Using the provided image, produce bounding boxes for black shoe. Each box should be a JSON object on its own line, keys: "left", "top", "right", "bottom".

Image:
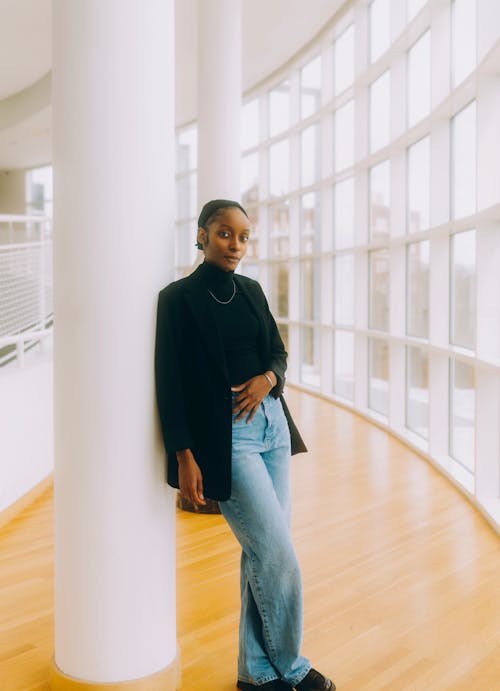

{"left": 295, "top": 668, "right": 335, "bottom": 691}
{"left": 237, "top": 680, "right": 292, "bottom": 690}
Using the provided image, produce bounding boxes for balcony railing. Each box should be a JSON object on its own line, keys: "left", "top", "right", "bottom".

{"left": 0, "top": 215, "right": 53, "bottom": 368}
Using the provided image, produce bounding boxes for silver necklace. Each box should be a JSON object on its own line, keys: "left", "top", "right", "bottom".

{"left": 207, "top": 280, "right": 237, "bottom": 304}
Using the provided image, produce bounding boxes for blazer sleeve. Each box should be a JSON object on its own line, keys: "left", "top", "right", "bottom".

{"left": 154, "top": 287, "right": 194, "bottom": 453}
{"left": 257, "top": 283, "right": 287, "bottom": 399}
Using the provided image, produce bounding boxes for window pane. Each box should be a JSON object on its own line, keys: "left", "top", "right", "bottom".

{"left": 408, "top": 30, "right": 431, "bottom": 127}
{"left": 177, "top": 127, "right": 197, "bottom": 172}
{"left": 278, "top": 323, "right": 289, "bottom": 353}
{"left": 27, "top": 165, "right": 53, "bottom": 217}
{"left": 369, "top": 249, "right": 390, "bottom": 331}
{"left": 368, "top": 338, "right": 389, "bottom": 416}
{"left": 407, "top": 136, "right": 430, "bottom": 233}
{"left": 301, "top": 326, "right": 321, "bottom": 387}
{"left": 451, "top": 230, "right": 476, "bottom": 349}
{"left": 334, "top": 100, "right": 354, "bottom": 172}
{"left": 452, "top": 101, "right": 476, "bottom": 219}
{"left": 245, "top": 207, "right": 259, "bottom": 261}
{"left": 334, "top": 25, "right": 354, "bottom": 95}
{"left": 369, "top": 160, "right": 390, "bottom": 241}
{"left": 370, "top": 0, "right": 391, "bottom": 63}
{"left": 334, "top": 177, "right": 355, "bottom": 249}
{"left": 270, "top": 263, "right": 289, "bottom": 318}
{"left": 269, "top": 81, "right": 290, "bottom": 137}
{"left": 452, "top": 0, "right": 476, "bottom": 87}
{"left": 450, "top": 359, "right": 475, "bottom": 471}
{"left": 269, "top": 139, "right": 290, "bottom": 197}
{"left": 301, "top": 192, "right": 321, "bottom": 254}
{"left": 241, "top": 99, "right": 259, "bottom": 150}
{"left": 241, "top": 153, "right": 259, "bottom": 206}
{"left": 301, "top": 124, "right": 320, "bottom": 186}
{"left": 301, "top": 55, "right": 322, "bottom": 119}
{"left": 334, "top": 331, "right": 354, "bottom": 400}
{"left": 334, "top": 254, "right": 354, "bottom": 325}
{"left": 407, "top": 241, "right": 429, "bottom": 338}
{"left": 176, "top": 172, "right": 197, "bottom": 220}
{"left": 301, "top": 258, "right": 320, "bottom": 321}
{"left": 269, "top": 200, "right": 290, "bottom": 257}
{"left": 406, "top": 346, "right": 429, "bottom": 438}
{"left": 370, "top": 71, "right": 391, "bottom": 153}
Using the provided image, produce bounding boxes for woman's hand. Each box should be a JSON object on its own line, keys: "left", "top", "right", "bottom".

{"left": 231, "top": 371, "right": 277, "bottom": 423}
{"left": 176, "top": 449, "right": 206, "bottom": 506}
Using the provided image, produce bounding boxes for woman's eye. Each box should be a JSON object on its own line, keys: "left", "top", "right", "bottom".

{"left": 241, "top": 236, "right": 249, "bottom": 243}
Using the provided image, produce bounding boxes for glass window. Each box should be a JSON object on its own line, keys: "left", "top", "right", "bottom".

{"left": 369, "top": 161, "right": 391, "bottom": 240}
{"left": 407, "top": 136, "right": 430, "bottom": 233}
{"left": 449, "top": 359, "right": 475, "bottom": 472}
{"left": 369, "top": 160, "right": 390, "bottom": 241}
{"left": 407, "top": 30, "right": 431, "bottom": 128}
{"left": 370, "top": 71, "right": 391, "bottom": 153}
{"left": 241, "top": 153, "right": 259, "bottom": 206}
{"left": 334, "top": 331, "right": 354, "bottom": 400}
{"left": 407, "top": 241, "right": 430, "bottom": 339}
{"left": 369, "top": 249, "right": 390, "bottom": 332}
{"left": 270, "top": 263, "right": 289, "bottom": 318}
{"left": 407, "top": 0, "right": 427, "bottom": 21}
{"left": 452, "top": 101, "right": 476, "bottom": 219}
{"left": 334, "top": 100, "right": 355, "bottom": 172}
{"left": 301, "top": 326, "right": 321, "bottom": 388}
{"left": 244, "top": 207, "right": 259, "bottom": 262}
{"left": 241, "top": 99, "right": 259, "bottom": 150}
{"left": 301, "top": 124, "right": 320, "bottom": 186}
{"left": 176, "top": 172, "right": 197, "bottom": 220}
{"left": 450, "top": 230, "right": 476, "bottom": 349}
{"left": 368, "top": 338, "right": 389, "bottom": 416}
{"left": 26, "top": 165, "right": 53, "bottom": 217}
{"left": 406, "top": 345, "right": 429, "bottom": 439}
{"left": 301, "top": 192, "right": 321, "bottom": 255}
{"left": 301, "top": 258, "right": 321, "bottom": 322}
{"left": 278, "top": 323, "right": 289, "bottom": 353}
{"left": 334, "top": 254, "right": 354, "bottom": 325}
{"left": 269, "top": 200, "right": 290, "bottom": 257}
{"left": 269, "top": 139, "right": 290, "bottom": 197}
{"left": 452, "top": 0, "right": 476, "bottom": 87}
{"left": 370, "top": 0, "right": 391, "bottom": 63}
{"left": 334, "top": 177, "right": 355, "bottom": 249}
{"left": 300, "top": 55, "right": 322, "bottom": 119}
{"left": 269, "top": 81, "right": 291, "bottom": 137}
{"left": 176, "top": 127, "right": 197, "bottom": 173}
{"left": 334, "top": 25, "right": 354, "bottom": 95}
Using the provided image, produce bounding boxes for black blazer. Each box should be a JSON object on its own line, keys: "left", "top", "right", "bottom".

{"left": 154, "top": 263, "right": 307, "bottom": 501}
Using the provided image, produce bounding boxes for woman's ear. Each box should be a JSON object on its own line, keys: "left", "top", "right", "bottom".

{"left": 197, "top": 227, "right": 207, "bottom": 249}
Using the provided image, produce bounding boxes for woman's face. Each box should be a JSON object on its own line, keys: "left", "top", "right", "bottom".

{"left": 197, "top": 207, "right": 250, "bottom": 272}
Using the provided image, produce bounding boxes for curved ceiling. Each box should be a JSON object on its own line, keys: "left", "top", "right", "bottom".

{"left": 0, "top": 0, "right": 345, "bottom": 169}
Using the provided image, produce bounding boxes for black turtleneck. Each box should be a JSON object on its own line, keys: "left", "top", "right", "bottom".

{"left": 199, "top": 260, "right": 265, "bottom": 386}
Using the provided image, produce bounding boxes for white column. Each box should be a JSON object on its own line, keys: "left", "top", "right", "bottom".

{"left": 197, "top": 0, "right": 242, "bottom": 206}
{"left": 51, "top": 1, "right": 178, "bottom": 688}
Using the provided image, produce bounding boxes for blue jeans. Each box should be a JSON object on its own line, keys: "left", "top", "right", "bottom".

{"left": 219, "top": 393, "right": 311, "bottom": 686}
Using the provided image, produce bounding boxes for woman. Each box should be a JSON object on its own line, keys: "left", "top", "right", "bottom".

{"left": 155, "top": 199, "right": 334, "bottom": 691}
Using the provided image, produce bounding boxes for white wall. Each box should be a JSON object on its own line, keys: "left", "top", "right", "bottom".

{"left": 0, "top": 353, "right": 53, "bottom": 513}
{"left": 0, "top": 168, "right": 26, "bottom": 214}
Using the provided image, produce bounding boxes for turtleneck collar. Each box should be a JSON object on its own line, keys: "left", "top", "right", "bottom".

{"left": 199, "top": 260, "right": 236, "bottom": 301}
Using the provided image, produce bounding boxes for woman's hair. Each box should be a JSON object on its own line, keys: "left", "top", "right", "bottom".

{"left": 196, "top": 199, "right": 248, "bottom": 250}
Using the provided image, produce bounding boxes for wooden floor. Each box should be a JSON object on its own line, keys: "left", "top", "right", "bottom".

{"left": 1, "top": 389, "right": 500, "bottom": 690}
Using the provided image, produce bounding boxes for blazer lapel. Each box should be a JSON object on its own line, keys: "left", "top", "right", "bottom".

{"left": 184, "top": 266, "right": 231, "bottom": 385}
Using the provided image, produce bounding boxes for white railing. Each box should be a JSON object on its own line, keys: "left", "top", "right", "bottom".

{"left": 0, "top": 215, "right": 53, "bottom": 368}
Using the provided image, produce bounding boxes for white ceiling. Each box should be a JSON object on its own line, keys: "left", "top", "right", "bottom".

{"left": 0, "top": 0, "right": 345, "bottom": 170}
